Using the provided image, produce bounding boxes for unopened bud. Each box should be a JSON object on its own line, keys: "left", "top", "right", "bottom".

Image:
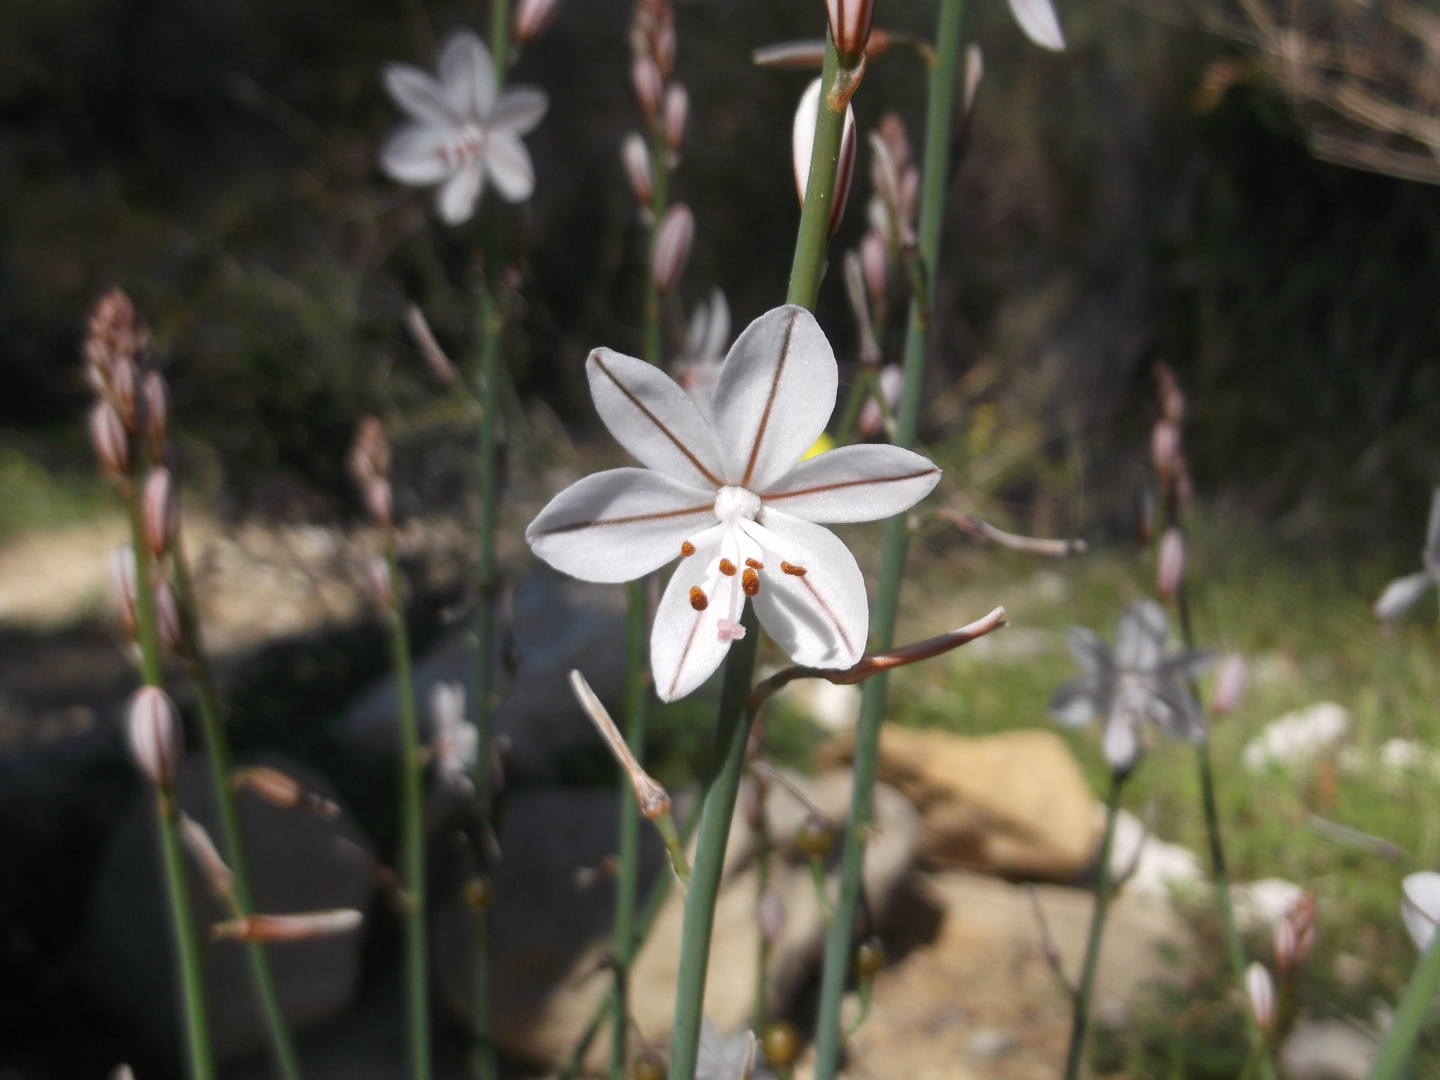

{"left": 404, "top": 305, "right": 459, "bottom": 386}
{"left": 1211, "top": 653, "right": 1247, "bottom": 716}
{"left": 752, "top": 40, "right": 828, "bottom": 68}
{"left": 365, "top": 478, "right": 393, "bottom": 527}
{"left": 1155, "top": 362, "right": 1186, "bottom": 424}
{"left": 570, "top": 669, "right": 673, "bottom": 820}
{"left": 513, "top": 0, "right": 561, "bottom": 44}
{"left": 796, "top": 813, "right": 837, "bottom": 858}
{"left": 154, "top": 578, "right": 185, "bottom": 656}
{"left": 759, "top": 885, "right": 786, "bottom": 947}
{"left": 465, "top": 875, "right": 494, "bottom": 911}
{"left": 211, "top": 909, "right": 363, "bottom": 943}
{"left": 859, "top": 365, "right": 902, "bottom": 438}
{"left": 963, "top": 44, "right": 984, "bottom": 121}
{"left": 631, "top": 1052, "right": 667, "bottom": 1080}
{"left": 1246, "top": 962, "right": 1275, "bottom": 1031}
{"left": 826, "top": 0, "right": 876, "bottom": 58}
{"left": 633, "top": 56, "right": 663, "bottom": 125}
{"left": 622, "top": 132, "right": 653, "bottom": 206}
{"left": 1156, "top": 527, "right": 1185, "bottom": 601}
{"left": 652, "top": 204, "right": 694, "bottom": 294}
{"left": 140, "top": 371, "right": 169, "bottom": 462}
{"left": 1152, "top": 420, "right": 1180, "bottom": 485}
{"left": 87, "top": 289, "right": 147, "bottom": 372}
{"left": 1276, "top": 892, "right": 1316, "bottom": 974}
{"left": 664, "top": 83, "right": 687, "bottom": 153}
{"left": 349, "top": 415, "right": 390, "bottom": 486}
{"left": 142, "top": 467, "right": 178, "bottom": 557}
{"left": 861, "top": 228, "right": 887, "bottom": 315}
{"left": 878, "top": 113, "right": 911, "bottom": 171}
{"left": 180, "top": 814, "right": 235, "bottom": 899}
{"left": 108, "top": 357, "right": 138, "bottom": 430}
{"left": 233, "top": 765, "right": 340, "bottom": 818}
{"left": 652, "top": 20, "right": 676, "bottom": 78}
{"left": 90, "top": 402, "right": 130, "bottom": 485}
{"left": 853, "top": 936, "right": 886, "bottom": 978}
{"left": 128, "top": 686, "right": 182, "bottom": 788}
{"left": 110, "top": 546, "right": 139, "bottom": 638}
{"left": 761, "top": 1021, "right": 801, "bottom": 1070}
{"left": 793, "top": 78, "right": 858, "bottom": 236}
{"left": 368, "top": 555, "right": 394, "bottom": 608}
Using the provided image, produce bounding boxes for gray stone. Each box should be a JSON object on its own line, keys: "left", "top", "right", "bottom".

{"left": 1280, "top": 1019, "right": 1377, "bottom": 1080}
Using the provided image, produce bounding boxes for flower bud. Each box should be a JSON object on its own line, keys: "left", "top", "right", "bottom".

{"left": 630, "top": 1052, "right": 667, "bottom": 1080}
{"left": 142, "top": 467, "right": 178, "bottom": 557}
{"left": 368, "top": 555, "right": 395, "bottom": 608}
{"left": 1155, "top": 362, "right": 1186, "bottom": 424}
{"left": 759, "top": 884, "right": 786, "bottom": 947}
{"left": 211, "top": 909, "right": 363, "bottom": 943}
{"left": 364, "top": 478, "right": 393, "bottom": 527}
{"left": 877, "top": 112, "right": 911, "bottom": 171}
{"left": 793, "top": 78, "right": 858, "bottom": 236}
{"left": 853, "top": 936, "right": 886, "bottom": 978}
{"left": 180, "top": 814, "right": 235, "bottom": 899}
{"left": 110, "top": 546, "right": 140, "bottom": 638}
{"left": 108, "top": 356, "right": 138, "bottom": 430}
{"left": 1152, "top": 420, "right": 1180, "bottom": 485}
{"left": 90, "top": 401, "right": 130, "bottom": 485}
{"left": 1211, "top": 653, "right": 1248, "bottom": 717}
{"left": 1156, "top": 527, "right": 1185, "bottom": 601}
{"left": 826, "top": 0, "right": 876, "bottom": 58}
{"left": 140, "top": 371, "right": 169, "bottom": 462}
{"left": 513, "top": 0, "right": 561, "bottom": 45}
{"left": 154, "top": 578, "right": 185, "bottom": 656}
{"left": 1246, "top": 962, "right": 1275, "bottom": 1031}
{"left": 349, "top": 415, "right": 390, "bottom": 485}
{"left": 752, "top": 40, "right": 828, "bottom": 68}
{"left": 859, "top": 365, "right": 903, "bottom": 438}
{"left": 632, "top": 56, "right": 663, "bottom": 125}
{"left": 622, "top": 132, "right": 653, "bottom": 206}
{"left": 652, "top": 204, "right": 694, "bottom": 294}
{"left": 861, "top": 228, "right": 887, "bottom": 314}
{"left": 233, "top": 766, "right": 340, "bottom": 818}
{"left": 87, "top": 289, "right": 147, "bottom": 370}
{"left": 796, "top": 813, "right": 836, "bottom": 858}
{"left": 128, "top": 686, "right": 182, "bottom": 788}
{"left": 664, "top": 83, "right": 687, "bottom": 153}
{"left": 652, "top": 21, "right": 676, "bottom": 78}
{"left": 404, "top": 305, "right": 459, "bottom": 386}
{"left": 1276, "top": 892, "right": 1316, "bottom": 974}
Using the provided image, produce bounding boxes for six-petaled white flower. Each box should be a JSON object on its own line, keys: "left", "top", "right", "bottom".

{"left": 430, "top": 681, "right": 479, "bottom": 793}
{"left": 381, "top": 30, "right": 549, "bottom": 225}
{"left": 525, "top": 305, "right": 941, "bottom": 702}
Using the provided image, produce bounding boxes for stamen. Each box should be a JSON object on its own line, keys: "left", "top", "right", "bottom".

{"left": 689, "top": 587, "right": 708, "bottom": 611}
{"left": 745, "top": 558, "right": 764, "bottom": 569}
{"left": 680, "top": 541, "right": 696, "bottom": 557}
{"left": 719, "top": 558, "right": 737, "bottom": 576}
{"left": 781, "top": 562, "right": 808, "bottom": 576}
{"left": 742, "top": 568, "right": 760, "bottom": 596}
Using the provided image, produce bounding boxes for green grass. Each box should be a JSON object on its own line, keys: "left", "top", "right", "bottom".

{"left": 0, "top": 448, "right": 110, "bottom": 541}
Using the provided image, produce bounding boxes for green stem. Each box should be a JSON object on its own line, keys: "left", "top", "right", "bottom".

{"left": 753, "top": 788, "right": 772, "bottom": 1033}
{"left": 1064, "top": 774, "right": 1126, "bottom": 1080}
{"left": 665, "top": 605, "right": 761, "bottom": 1080}
{"left": 172, "top": 530, "right": 301, "bottom": 1080}
{"left": 387, "top": 544, "right": 431, "bottom": 1080}
{"left": 1367, "top": 927, "right": 1440, "bottom": 1080}
{"left": 810, "top": 3, "right": 967, "bottom": 1075}
{"left": 786, "top": 35, "right": 847, "bottom": 310}
{"left": 612, "top": 579, "right": 649, "bottom": 1078}
{"left": 158, "top": 789, "right": 219, "bottom": 1080}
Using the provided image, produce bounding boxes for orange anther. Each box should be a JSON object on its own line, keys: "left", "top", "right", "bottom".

{"left": 745, "top": 558, "right": 764, "bottom": 569}
{"left": 680, "top": 541, "right": 696, "bottom": 557}
{"left": 689, "top": 587, "right": 708, "bottom": 611}
{"left": 719, "top": 559, "right": 737, "bottom": 576}
{"left": 742, "top": 568, "right": 760, "bottom": 596}
{"left": 781, "top": 562, "right": 808, "bottom": 577}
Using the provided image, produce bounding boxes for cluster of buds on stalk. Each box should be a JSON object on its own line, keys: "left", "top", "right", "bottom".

{"left": 1150, "top": 363, "right": 1193, "bottom": 526}
{"left": 349, "top": 416, "right": 394, "bottom": 529}
{"left": 867, "top": 114, "right": 919, "bottom": 260}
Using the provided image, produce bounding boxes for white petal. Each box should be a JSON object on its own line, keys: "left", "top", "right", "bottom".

{"left": 382, "top": 64, "right": 458, "bottom": 126}
{"left": 749, "top": 508, "right": 867, "bottom": 669}
{"left": 526, "top": 468, "right": 716, "bottom": 583}
{"left": 1067, "top": 626, "right": 1112, "bottom": 675}
{"left": 485, "top": 129, "right": 536, "bottom": 202}
{"left": 490, "top": 86, "right": 549, "bottom": 135}
{"left": 436, "top": 162, "right": 484, "bottom": 224}
{"left": 1103, "top": 714, "right": 1139, "bottom": 772}
{"left": 793, "top": 79, "right": 857, "bottom": 204}
{"left": 587, "top": 348, "right": 727, "bottom": 489}
{"left": 710, "top": 306, "right": 838, "bottom": 491}
{"left": 1050, "top": 675, "right": 1103, "bottom": 726}
{"left": 1006, "top": 0, "right": 1066, "bottom": 51}
{"left": 1403, "top": 872, "right": 1440, "bottom": 952}
{"left": 381, "top": 123, "right": 458, "bottom": 185}
{"left": 760, "top": 444, "right": 940, "bottom": 523}
{"left": 1376, "top": 571, "right": 1432, "bottom": 621}
{"left": 440, "top": 29, "right": 496, "bottom": 117}
{"left": 1114, "top": 599, "right": 1167, "bottom": 672}
{"left": 650, "top": 536, "right": 739, "bottom": 702}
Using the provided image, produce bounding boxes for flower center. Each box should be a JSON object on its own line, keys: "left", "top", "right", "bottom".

{"left": 438, "top": 123, "right": 487, "bottom": 168}
{"left": 713, "top": 485, "right": 761, "bottom": 523}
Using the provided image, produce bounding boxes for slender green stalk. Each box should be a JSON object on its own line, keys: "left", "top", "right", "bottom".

{"left": 171, "top": 530, "right": 302, "bottom": 1080}
{"left": 1366, "top": 927, "right": 1440, "bottom": 1080}
{"left": 612, "top": 579, "right": 650, "bottom": 1078}
{"left": 1063, "top": 774, "right": 1126, "bottom": 1080}
{"left": 386, "top": 544, "right": 431, "bottom": 1080}
{"left": 665, "top": 606, "right": 761, "bottom": 1080}
{"left": 753, "top": 785, "right": 772, "bottom": 1032}
{"left": 787, "top": 36, "right": 846, "bottom": 311}
{"left": 810, "top": 4, "right": 966, "bottom": 1075}
{"left": 127, "top": 489, "right": 215, "bottom": 1080}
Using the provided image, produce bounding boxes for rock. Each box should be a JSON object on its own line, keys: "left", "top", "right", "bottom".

{"left": 821, "top": 727, "right": 1101, "bottom": 878}
{"left": 775, "top": 679, "right": 860, "bottom": 732}
{"left": 1243, "top": 702, "right": 1350, "bottom": 772}
{"left": 1107, "top": 808, "right": 1204, "bottom": 903}
{"left": 1231, "top": 878, "right": 1305, "bottom": 932}
{"left": 1280, "top": 1018, "right": 1378, "bottom": 1080}
{"left": 81, "top": 754, "right": 375, "bottom": 1065}
{"left": 468, "top": 769, "right": 920, "bottom": 1069}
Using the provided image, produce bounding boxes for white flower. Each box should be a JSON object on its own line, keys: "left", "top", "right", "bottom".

{"left": 430, "top": 682, "right": 478, "bottom": 792}
{"left": 1402, "top": 871, "right": 1440, "bottom": 952}
{"left": 673, "top": 288, "right": 731, "bottom": 419}
{"left": 1375, "top": 487, "right": 1440, "bottom": 622}
{"left": 697, "top": 1019, "right": 774, "bottom": 1080}
{"left": 1005, "top": 0, "right": 1066, "bottom": 51}
{"left": 526, "top": 305, "right": 941, "bottom": 702}
{"left": 381, "top": 30, "right": 549, "bottom": 225}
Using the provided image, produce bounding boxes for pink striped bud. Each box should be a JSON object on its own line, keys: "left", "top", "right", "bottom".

{"left": 1156, "top": 527, "right": 1185, "bottom": 600}
{"left": 859, "top": 365, "right": 903, "bottom": 438}
{"left": 1155, "top": 363, "right": 1186, "bottom": 424}
{"left": 861, "top": 228, "right": 887, "bottom": 315}
{"left": 90, "top": 401, "right": 130, "bottom": 484}
{"left": 793, "top": 79, "right": 858, "bottom": 236}
{"left": 512, "top": 0, "right": 561, "bottom": 45}
{"left": 154, "top": 578, "right": 185, "bottom": 656}
{"left": 759, "top": 885, "right": 786, "bottom": 947}
{"left": 652, "top": 204, "right": 694, "bottom": 293}
{"left": 233, "top": 766, "right": 340, "bottom": 818}
{"left": 753, "top": 30, "right": 891, "bottom": 69}
{"left": 211, "top": 909, "right": 363, "bottom": 943}
{"left": 664, "top": 84, "right": 688, "bottom": 153}
{"left": 368, "top": 555, "right": 394, "bottom": 608}
{"left": 349, "top": 415, "right": 390, "bottom": 485}
{"left": 128, "top": 686, "right": 182, "bottom": 787}
{"left": 363, "top": 478, "right": 393, "bottom": 527}
{"left": 110, "top": 546, "right": 139, "bottom": 639}
{"left": 877, "top": 112, "right": 911, "bottom": 171}
{"left": 826, "top": 0, "right": 876, "bottom": 58}
{"left": 108, "top": 357, "right": 138, "bottom": 430}
{"left": 632, "top": 56, "right": 663, "bottom": 125}
{"left": 1152, "top": 420, "right": 1181, "bottom": 485}
{"left": 180, "top": 814, "right": 235, "bottom": 900}
{"left": 140, "top": 371, "right": 169, "bottom": 462}
{"left": 652, "top": 21, "right": 676, "bottom": 78}
{"left": 404, "top": 305, "right": 459, "bottom": 386}
{"left": 142, "top": 468, "right": 178, "bottom": 557}
{"left": 1275, "top": 892, "right": 1316, "bottom": 974}
{"left": 1246, "top": 962, "right": 1275, "bottom": 1032}
{"left": 622, "top": 132, "right": 653, "bottom": 206}
{"left": 1211, "top": 653, "right": 1247, "bottom": 717}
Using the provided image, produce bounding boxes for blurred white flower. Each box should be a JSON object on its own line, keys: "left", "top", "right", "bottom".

{"left": 1402, "top": 872, "right": 1440, "bottom": 952}
{"left": 1374, "top": 487, "right": 1440, "bottom": 622}
{"left": 430, "top": 682, "right": 478, "bottom": 793}
{"left": 673, "top": 288, "right": 731, "bottom": 418}
{"left": 697, "top": 1019, "right": 774, "bottom": 1080}
{"left": 1242, "top": 702, "right": 1349, "bottom": 772}
{"left": 381, "top": 30, "right": 549, "bottom": 225}
{"left": 1006, "top": 0, "right": 1066, "bottom": 50}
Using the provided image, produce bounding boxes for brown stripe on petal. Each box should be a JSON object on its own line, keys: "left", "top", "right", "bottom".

{"left": 800, "top": 575, "right": 855, "bottom": 656}
{"left": 592, "top": 354, "right": 723, "bottom": 487}
{"left": 741, "top": 310, "right": 798, "bottom": 488}
{"left": 666, "top": 611, "right": 705, "bottom": 700}
{"left": 530, "top": 503, "right": 712, "bottom": 538}
{"left": 761, "top": 466, "right": 940, "bottom": 503}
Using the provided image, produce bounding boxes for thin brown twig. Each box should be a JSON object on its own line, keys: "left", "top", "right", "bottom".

{"left": 1026, "top": 883, "right": 1078, "bottom": 1002}
{"left": 935, "top": 509, "right": 1088, "bottom": 557}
